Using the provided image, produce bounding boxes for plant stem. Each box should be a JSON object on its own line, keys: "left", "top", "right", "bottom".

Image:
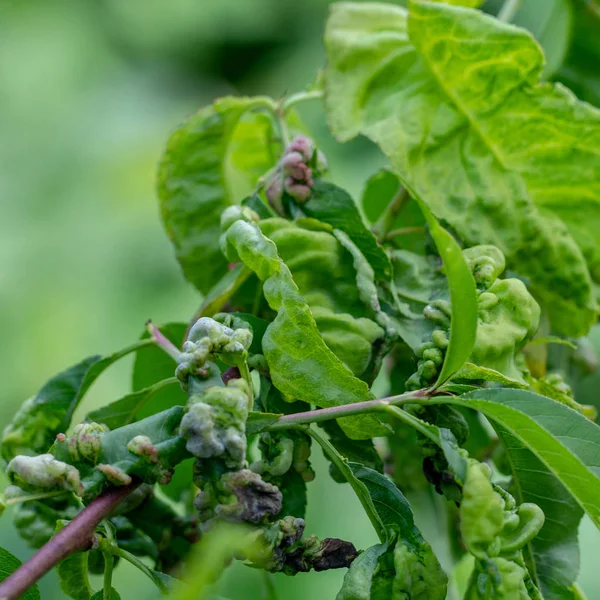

{"left": 497, "top": 0, "right": 523, "bottom": 22}
{"left": 261, "top": 571, "right": 280, "bottom": 600}
{"left": 267, "top": 389, "right": 429, "bottom": 431}
{"left": 0, "top": 483, "right": 139, "bottom": 600}
{"left": 384, "top": 226, "right": 425, "bottom": 241}
{"left": 383, "top": 405, "right": 440, "bottom": 446}
{"left": 4, "top": 490, "right": 66, "bottom": 506}
{"left": 307, "top": 427, "right": 388, "bottom": 543}
{"left": 282, "top": 90, "right": 324, "bottom": 112}
{"left": 102, "top": 552, "right": 114, "bottom": 600}
{"left": 372, "top": 186, "right": 409, "bottom": 238}
{"left": 146, "top": 321, "right": 181, "bottom": 361}
{"left": 110, "top": 547, "right": 167, "bottom": 594}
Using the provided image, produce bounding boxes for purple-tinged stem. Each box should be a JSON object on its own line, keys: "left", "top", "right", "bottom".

{"left": 146, "top": 320, "right": 181, "bottom": 361}
{"left": 0, "top": 483, "right": 139, "bottom": 600}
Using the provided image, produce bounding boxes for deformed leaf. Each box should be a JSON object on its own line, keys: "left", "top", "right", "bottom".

{"left": 0, "top": 546, "right": 41, "bottom": 600}
{"left": 222, "top": 217, "right": 387, "bottom": 439}
{"left": 336, "top": 542, "right": 390, "bottom": 600}
{"left": 347, "top": 464, "right": 448, "bottom": 599}
{"left": 495, "top": 424, "right": 582, "bottom": 600}
{"left": 52, "top": 407, "right": 189, "bottom": 498}
{"left": 324, "top": 1, "right": 599, "bottom": 336}
{"left": 158, "top": 96, "right": 278, "bottom": 293}
{"left": 1, "top": 340, "right": 150, "bottom": 461}
{"left": 437, "top": 388, "right": 600, "bottom": 528}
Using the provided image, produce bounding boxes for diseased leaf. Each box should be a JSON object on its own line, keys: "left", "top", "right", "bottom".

{"left": 261, "top": 218, "right": 386, "bottom": 379}
{"left": 158, "top": 97, "right": 278, "bottom": 293}
{"left": 347, "top": 464, "right": 448, "bottom": 599}
{"left": 324, "top": 1, "right": 599, "bottom": 336}
{"left": 132, "top": 323, "right": 187, "bottom": 421}
{"left": 436, "top": 388, "right": 600, "bottom": 528}
{"left": 303, "top": 180, "right": 392, "bottom": 281}
{"left": 0, "top": 546, "right": 41, "bottom": 600}
{"left": 1, "top": 340, "right": 151, "bottom": 461}
{"left": 52, "top": 407, "right": 189, "bottom": 498}
{"left": 222, "top": 218, "right": 387, "bottom": 439}
{"left": 86, "top": 378, "right": 179, "bottom": 430}
{"left": 336, "top": 543, "right": 390, "bottom": 600}
{"left": 55, "top": 521, "right": 92, "bottom": 600}
{"left": 496, "top": 424, "right": 582, "bottom": 600}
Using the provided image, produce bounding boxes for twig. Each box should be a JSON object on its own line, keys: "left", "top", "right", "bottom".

{"left": 0, "top": 483, "right": 139, "bottom": 600}
{"left": 146, "top": 321, "right": 181, "bottom": 361}
{"left": 267, "top": 389, "right": 429, "bottom": 431}
{"left": 384, "top": 226, "right": 425, "bottom": 241}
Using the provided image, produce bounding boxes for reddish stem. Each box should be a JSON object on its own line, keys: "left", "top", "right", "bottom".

{"left": 0, "top": 483, "right": 139, "bottom": 600}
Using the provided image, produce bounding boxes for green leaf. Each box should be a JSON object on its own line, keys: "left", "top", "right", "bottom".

{"left": 1, "top": 340, "right": 150, "bottom": 461}
{"left": 302, "top": 180, "right": 392, "bottom": 281}
{"left": 455, "top": 363, "right": 528, "bottom": 388}
{"left": 87, "top": 378, "right": 179, "bottom": 430}
{"left": 152, "top": 571, "right": 180, "bottom": 591}
{"left": 246, "top": 411, "right": 282, "bottom": 436}
{"left": 495, "top": 424, "right": 582, "bottom": 600}
{"left": 132, "top": 323, "right": 187, "bottom": 420}
{"left": 241, "top": 192, "right": 276, "bottom": 220}
{"left": 278, "top": 468, "right": 308, "bottom": 520}
{"left": 433, "top": 388, "right": 600, "bottom": 528}
{"left": 336, "top": 543, "right": 390, "bottom": 600}
{"left": 197, "top": 264, "right": 252, "bottom": 318}
{"left": 412, "top": 191, "right": 478, "bottom": 387}
{"left": 347, "top": 464, "right": 448, "bottom": 599}
{"left": 324, "top": 1, "right": 599, "bottom": 336}
{"left": 90, "top": 589, "right": 121, "bottom": 600}
{"left": 319, "top": 419, "right": 383, "bottom": 484}
{"left": 55, "top": 521, "right": 92, "bottom": 600}
{"left": 222, "top": 218, "right": 386, "bottom": 439}
{"left": 0, "top": 546, "right": 41, "bottom": 600}
{"left": 347, "top": 463, "right": 420, "bottom": 542}
{"left": 158, "top": 96, "right": 278, "bottom": 293}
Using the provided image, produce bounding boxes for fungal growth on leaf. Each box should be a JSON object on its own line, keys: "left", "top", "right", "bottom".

{"left": 1, "top": 2, "right": 600, "bottom": 599}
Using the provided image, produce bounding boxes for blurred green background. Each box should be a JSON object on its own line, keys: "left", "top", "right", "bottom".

{"left": 1, "top": 0, "right": 599, "bottom": 598}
